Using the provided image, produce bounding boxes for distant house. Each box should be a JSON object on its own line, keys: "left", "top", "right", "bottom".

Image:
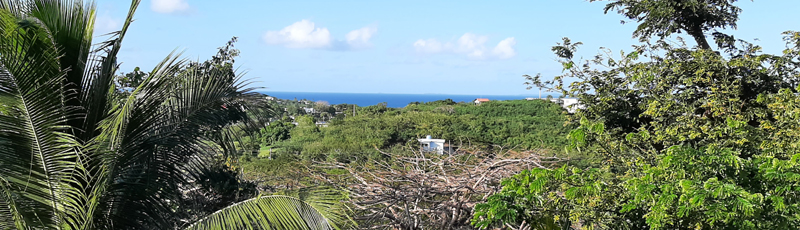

{"left": 547, "top": 98, "right": 582, "bottom": 113}
{"left": 265, "top": 96, "right": 275, "bottom": 101}
{"left": 473, "top": 98, "right": 490, "bottom": 104}
{"left": 303, "top": 107, "right": 315, "bottom": 114}
{"left": 418, "top": 135, "right": 446, "bottom": 154}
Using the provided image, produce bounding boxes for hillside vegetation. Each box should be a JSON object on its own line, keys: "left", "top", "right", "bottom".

{"left": 258, "top": 99, "right": 572, "bottom": 162}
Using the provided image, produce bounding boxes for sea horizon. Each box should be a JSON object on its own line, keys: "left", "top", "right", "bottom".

{"left": 259, "top": 91, "right": 560, "bottom": 108}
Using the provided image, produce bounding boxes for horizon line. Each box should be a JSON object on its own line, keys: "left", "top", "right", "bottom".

{"left": 258, "top": 90, "right": 562, "bottom": 97}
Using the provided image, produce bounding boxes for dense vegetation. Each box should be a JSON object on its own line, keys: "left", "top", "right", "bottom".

{"left": 473, "top": 0, "right": 800, "bottom": 229}
{"left": 259, "top": 99, "right": 571, "bottom": 162}
{"left": 7, "top": 0, "right": 800, "bottom": 229}
{"left": 239, "top": 99, "right": 572, "bottom": 229}
{"left": 0, "top": 0, "right": 345, "bottom": 229}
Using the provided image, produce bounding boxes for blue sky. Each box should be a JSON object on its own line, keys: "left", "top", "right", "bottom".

{"left": 95, "top": 0, "right": 800, "bottom": 95}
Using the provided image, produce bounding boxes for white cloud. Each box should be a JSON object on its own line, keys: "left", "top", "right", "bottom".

{"left": 263, "top": 20, "right": 332, "bottom": 49}
{"left": 455, "top": 33, "right": 487, "bottom": 53}
{"left": 413, "top": 39, "right": 445, "bottom": 53}
{"left": 94, "top": 13, "right": 119, "bottom": 34}
{"left": 263, "top": 20, "right": 377, "bottom": 51}
{"left": 413, "top": 33, "right": 517, "bottom": 60}
{"left": 151, "top": 0, "right": 189, "bottom": 14}
{"left": 345, "top": 26, "right": 378, "bottom": 49}
{"left": 492, "top": 37, "right": 517, "bottom": 59}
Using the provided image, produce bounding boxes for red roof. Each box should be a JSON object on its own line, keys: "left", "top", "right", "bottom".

{"left": 475, "top": 98, "right": 490, "bottom": 102}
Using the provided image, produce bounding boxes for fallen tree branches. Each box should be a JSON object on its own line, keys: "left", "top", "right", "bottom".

{"left": 311, "top": 147, "right": 566, "bottom": 230}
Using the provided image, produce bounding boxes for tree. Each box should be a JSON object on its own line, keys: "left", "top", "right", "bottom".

{"left": 0, "top": 0, "right": 342, "bottom": 229}
{"left": 116, "top": 67, "right": 148, "bottom": 90}
{"left": 475, "top": 1, "right": 800, "bottom": 229}
{"left": 591, "top": 0, "right": 743, "bottom": 49}
{"left": 259, "top": 117, "right": 295, "bottom": 147}
{"left": 314, "top": 100, "right": 331, "bottom": 112}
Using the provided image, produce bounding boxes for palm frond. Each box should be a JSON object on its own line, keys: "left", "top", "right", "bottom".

{"left": 94, "top": 50, "right": 263, "bottom": 228}
{"left": 0, "top": 177, "right": 26, "bottom": 229}
{"left": 0, "top": 6, "right": 80, "bottom": 229}
{"left": 186, "top": 195, "right": 336, "bottom": 230}
{"left": 79, "top": 0, "right": 140, "bottom": 141}
{"left": 24, "top": 0, "right": 96, "bottom": 116}
{"left": 91, "top": 52, "right": 190, "bottom": 229}
{"left": 278, "top": 187, "right": 356, "bottom": 229}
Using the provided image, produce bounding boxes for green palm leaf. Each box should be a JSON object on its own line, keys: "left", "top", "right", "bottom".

{"left": 186, "top": 195, "right": 337, "bottom": 230}
{"left": 0, "top": 6, "right": 81, "bottom": 229}
{"left": 277, "top": 187, "right": 355, "bottom": 229}
{"left": 0, "top": 0, "right": 344, "bottom": 229}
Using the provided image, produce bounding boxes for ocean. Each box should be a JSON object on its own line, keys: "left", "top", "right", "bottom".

{"left": 260, "top": 91, "right": 548, "bottom": 108}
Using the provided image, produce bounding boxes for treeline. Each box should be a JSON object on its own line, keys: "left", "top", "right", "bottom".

{"left": 256, "top": 99, "right": 572, "bottom": 162}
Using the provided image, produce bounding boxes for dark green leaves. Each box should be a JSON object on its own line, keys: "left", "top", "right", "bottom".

{"left": 592, "top": 0, "right": 744, "bottom": 49}
{"left": 480, "top": 3, "right": 800, "bottom": 228}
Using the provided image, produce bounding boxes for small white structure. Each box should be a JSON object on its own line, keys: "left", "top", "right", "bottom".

{"left": 265, "top": 96, "right": 275, "bottom": 101}
{"left": 303, "top": 107, "right": 315, "bottom": 114}
{"left": 417, "top": 135, "right": 446, "bottom": 154}
{"left": 548, "top": 98, "right": 581, "bottom": 113}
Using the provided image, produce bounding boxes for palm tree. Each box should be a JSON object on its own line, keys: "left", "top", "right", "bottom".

{"left": 0, "top": 0, "right": 345, "bottom": 229}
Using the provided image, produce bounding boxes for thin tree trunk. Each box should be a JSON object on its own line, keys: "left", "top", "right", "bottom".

{"left": 687, "top": 24, "right": 711, "bottom": 50}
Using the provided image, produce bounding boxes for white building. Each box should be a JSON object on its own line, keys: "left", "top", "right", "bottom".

{"left": 303, "top": 107, "right": 315, "bottom": 114}
{"left": 417, "top": 135, "right": 446, "bottom": 154}
{"left": 549, "top": 98, "right": 581, "bottom": 113}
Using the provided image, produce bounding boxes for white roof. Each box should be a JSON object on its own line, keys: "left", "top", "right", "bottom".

{"left": 418, "top": 138, "right": 445, "bottom": 143}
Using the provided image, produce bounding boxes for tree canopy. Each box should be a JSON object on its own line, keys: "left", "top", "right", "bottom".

{"left": 592, "top": 0, "right": 744, "bottom": 49}
{"left": 474, "top": 0, "right": 800, "bottom": 229}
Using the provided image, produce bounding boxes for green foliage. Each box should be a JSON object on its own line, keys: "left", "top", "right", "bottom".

{"left": 185, "top": 195, "right": 339, "bottom": 230}
{"left": 475, "top": 2, "right": 800, "bottom": 229}
{"left": 115, "top": 67, "right": 148, "bottom": 90}
{"left": 0, "top": 1, "right": 339, "bottom": 229}
{"left": 269, "top": 100, "right": 572, "bottom": 162}
{"left": 177, "top": 157, "right": 259, "bottom": 224}
{"left": 259, "top": 117, "right": 295, "bottom": 147}
{"left": 591, "top": 0, "right": 743, "bottom": 49}
{"left": 452, "top": 100, "right": 570, "bottom": 150}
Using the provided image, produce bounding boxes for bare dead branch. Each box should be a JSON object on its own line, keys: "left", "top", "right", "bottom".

{"left": 311, "top": 146, "right": 567, "bottom": 230}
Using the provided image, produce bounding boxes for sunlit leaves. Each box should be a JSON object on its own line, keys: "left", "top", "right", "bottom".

{"left": 477, "top": 12, "right": 800, "bottom": 229}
